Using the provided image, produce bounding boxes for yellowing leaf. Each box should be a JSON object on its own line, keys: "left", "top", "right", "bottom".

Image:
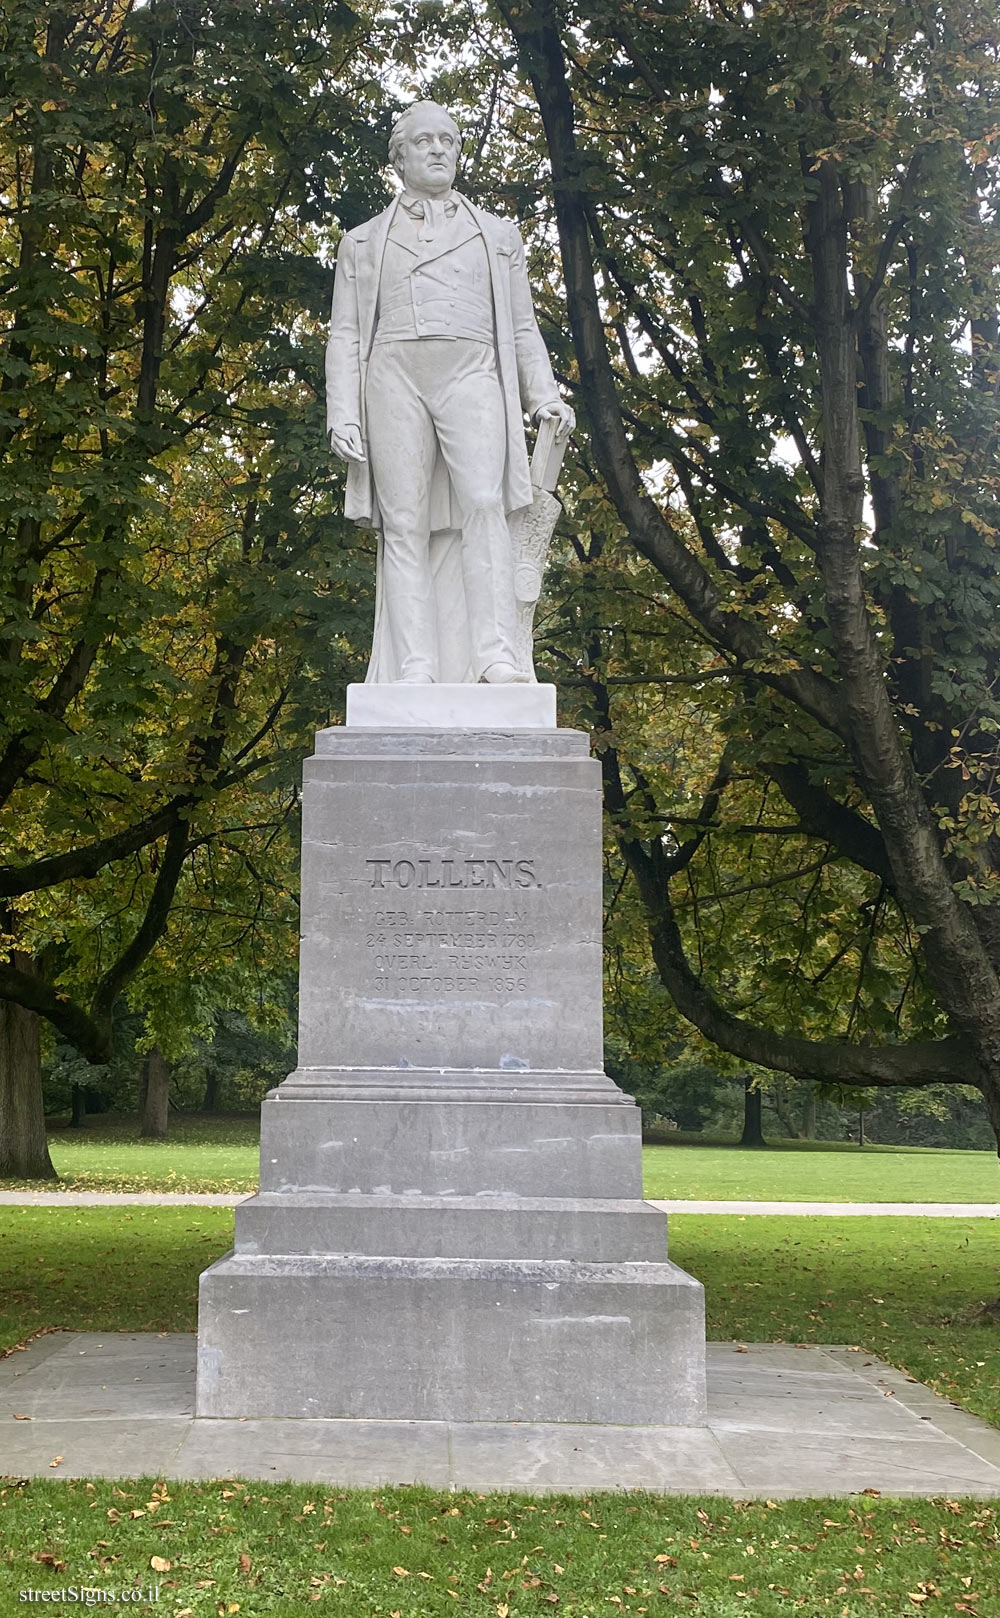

{"left": 150, "top": 1555, "right": 172, "bottom": 1572}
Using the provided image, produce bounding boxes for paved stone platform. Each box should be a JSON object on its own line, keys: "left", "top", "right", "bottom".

{"left": 3, "top": 1332, "right": 999, "bottom": 1496}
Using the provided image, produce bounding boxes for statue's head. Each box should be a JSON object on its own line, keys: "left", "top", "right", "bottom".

{"left": 389, "top": 102, "right": 462, "bottom": 197}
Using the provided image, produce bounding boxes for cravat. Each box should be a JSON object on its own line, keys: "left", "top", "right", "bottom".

{"left": 419, "top": 198, "right": 445, "bottom": 242}
{"left": 399, "top": 192, "right": 459, "bottom": 240}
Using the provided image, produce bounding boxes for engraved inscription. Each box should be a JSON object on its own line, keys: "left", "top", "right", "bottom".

{"left": 366, "top": 855, "right": 541, "bottom": 890}
{"left": 361, "top": 855, "right": 543, "bottom": 997}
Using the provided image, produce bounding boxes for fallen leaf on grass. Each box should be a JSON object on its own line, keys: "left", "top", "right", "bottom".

{"left": 239, "top": 1554, "right": 251, "bottom": 1573}
{"left": 150, "top": 1556, "right": 171, "bottom": 1572}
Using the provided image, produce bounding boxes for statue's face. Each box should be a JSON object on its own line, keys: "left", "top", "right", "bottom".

{"left": 396, "top": 109, "right": 459, "bottom": 197}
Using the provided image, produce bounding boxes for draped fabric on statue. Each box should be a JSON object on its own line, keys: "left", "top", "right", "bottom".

{"left": 326, "top": 194, "right": 558, "bottom": 683}
{"left": 366, "top": 527, "right": 474, "bottom": 683}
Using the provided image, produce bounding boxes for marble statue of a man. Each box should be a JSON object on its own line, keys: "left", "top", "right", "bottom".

{"left": 326, "top": 102, "right": 574, "bottom": 684}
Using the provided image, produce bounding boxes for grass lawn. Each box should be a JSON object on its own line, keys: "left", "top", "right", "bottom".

{"left": 3, "top": 1209, "right": 999, "bottom": 1613}
{"left": 669, "top": 1216, "right": 1000, "bottom": 1429}
{"left": 1, "top": 1113, "right": 262, "bottom": 1194}
{"left": 1, "top": 1480, "right": 997, "bottom": 1617}
{"left": 642, "top": 1141, "right": 1000, "bottom": 1204}
{"left": 6, "top": 1116, "right": 1000, "bottom": 1204}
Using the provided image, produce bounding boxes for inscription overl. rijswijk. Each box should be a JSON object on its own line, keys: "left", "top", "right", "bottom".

{"left": 365, "top": 854, "right": 541, "bottom": 890}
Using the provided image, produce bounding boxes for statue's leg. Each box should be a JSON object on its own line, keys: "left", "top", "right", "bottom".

{"left": 365, "top": 343, "right": 438, "bottom": 683}
{"left": 421, "top": 341, "right": 521, "bottom": 681}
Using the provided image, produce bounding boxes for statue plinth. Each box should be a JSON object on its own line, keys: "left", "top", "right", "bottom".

{"left": 196, "top": 702, "right": 706, "bottom": 1431}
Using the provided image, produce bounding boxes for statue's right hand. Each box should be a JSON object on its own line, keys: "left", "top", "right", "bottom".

{"left": 329, "top": 424, "right": 366, "bottom": 463}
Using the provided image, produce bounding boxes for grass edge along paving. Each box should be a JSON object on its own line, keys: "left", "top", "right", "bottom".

{"left": 0, "top": 1482, "right": 998, "bottom": 1618}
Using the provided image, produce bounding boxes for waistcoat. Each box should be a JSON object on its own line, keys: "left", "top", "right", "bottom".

{"left": 373, "top": 202, "right": 494, "bottom": 345}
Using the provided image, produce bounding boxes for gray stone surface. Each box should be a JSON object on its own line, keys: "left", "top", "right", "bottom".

{"left": 256, "top": 1096, "right": 641, "bottom": 1199}
{"left": 346, "top": 682, "right": 557, "bottom": 728}
{"left": 197, "top": 726, "right": 705, "bottom": 1430}
{"left": 176, "top": 1417, "right": 453, "bottom": 1486}
{"left": 6, "top": 1335, "right": 1000, "bottom": 1496}
{"left": 293, "top": 728, "right": 605, "bottom": 1078}
{"left": 196, "top": 1253, "right": 705, "bottom": 1425}
{"left": 235, "top": 1191, "right": 669, "bottom": 1261}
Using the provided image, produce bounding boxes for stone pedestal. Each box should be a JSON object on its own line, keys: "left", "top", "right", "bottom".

{"left": 196, "top": 697, "right": 706, "bottom": 1427}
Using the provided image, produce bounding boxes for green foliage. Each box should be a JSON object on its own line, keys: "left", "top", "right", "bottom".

{"left": 0, "top": 0, "right": 394, "bottom": 1059}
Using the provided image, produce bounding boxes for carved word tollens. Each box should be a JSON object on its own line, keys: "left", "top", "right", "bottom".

{"left": 365, "top": 856, "right": 541, "bottom": 891}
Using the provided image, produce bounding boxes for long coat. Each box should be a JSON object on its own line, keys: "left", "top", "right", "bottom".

{"left": 325, "top": 195, "right": 560, "bottom": 529}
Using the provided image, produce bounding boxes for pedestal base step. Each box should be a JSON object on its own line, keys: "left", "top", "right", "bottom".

{"left": 196, "top": 1251, "right": 706, "bottom": 1426}
{"left": 234, "top": 1192, "right": 669, "bottom": 1262}
{"left": 258, "top": 1094, "right": 642, "bottom": 1199}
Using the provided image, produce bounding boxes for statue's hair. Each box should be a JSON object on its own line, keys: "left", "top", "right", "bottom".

{"left": 389, "top": 102, "right": 462, "bottom": 172}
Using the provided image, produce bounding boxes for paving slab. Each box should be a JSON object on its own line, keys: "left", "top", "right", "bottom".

{"left": 2, "top": 1334, "right": 999, "bottom": 1495}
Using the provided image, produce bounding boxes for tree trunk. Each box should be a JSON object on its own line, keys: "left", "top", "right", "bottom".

{"left": 858, "top": 1107, "right": 866, "bottom": 1147}
{"left": 139, "top": 1046, "right": 170, "bottom": 1139}
{"left": 801, "top": 1084, "right": 817, "bottom": 1139}
{"left": 0, "top": 960, "right": 57, "bottom": 1179}
{"left": 70, "top": 1085, "right": 86, "bottom": 1128}
{"left": 771, "top": 1079, "right": 801, "bottom": 1138}
{"left": 202, "top": 1069, "right": 221, "bottom": 1113}
{"left": 740, "top": 1074, "right": 766, "bottom": 1148}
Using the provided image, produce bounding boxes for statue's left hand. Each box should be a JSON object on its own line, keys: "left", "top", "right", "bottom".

{"left": 535, "top": 400, "right": 575, "bottom": 441}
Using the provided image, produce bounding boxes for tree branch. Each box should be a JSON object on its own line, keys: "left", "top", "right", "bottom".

{"left": 90, "top": 820, "right": 189, "bottom": 1030}
{"left": 627, "top": 837, "right": 973, "bottom": 1089}
{"left": 0, "top": 960, "right": 108, "bottom": 1063}
{"left": 496, "top": 0, "right": 849, "bottom": 745}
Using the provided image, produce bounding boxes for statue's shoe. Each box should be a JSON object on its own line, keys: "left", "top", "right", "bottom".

{"left": 481, "top": 662, "right": 530, "bottom": 685}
